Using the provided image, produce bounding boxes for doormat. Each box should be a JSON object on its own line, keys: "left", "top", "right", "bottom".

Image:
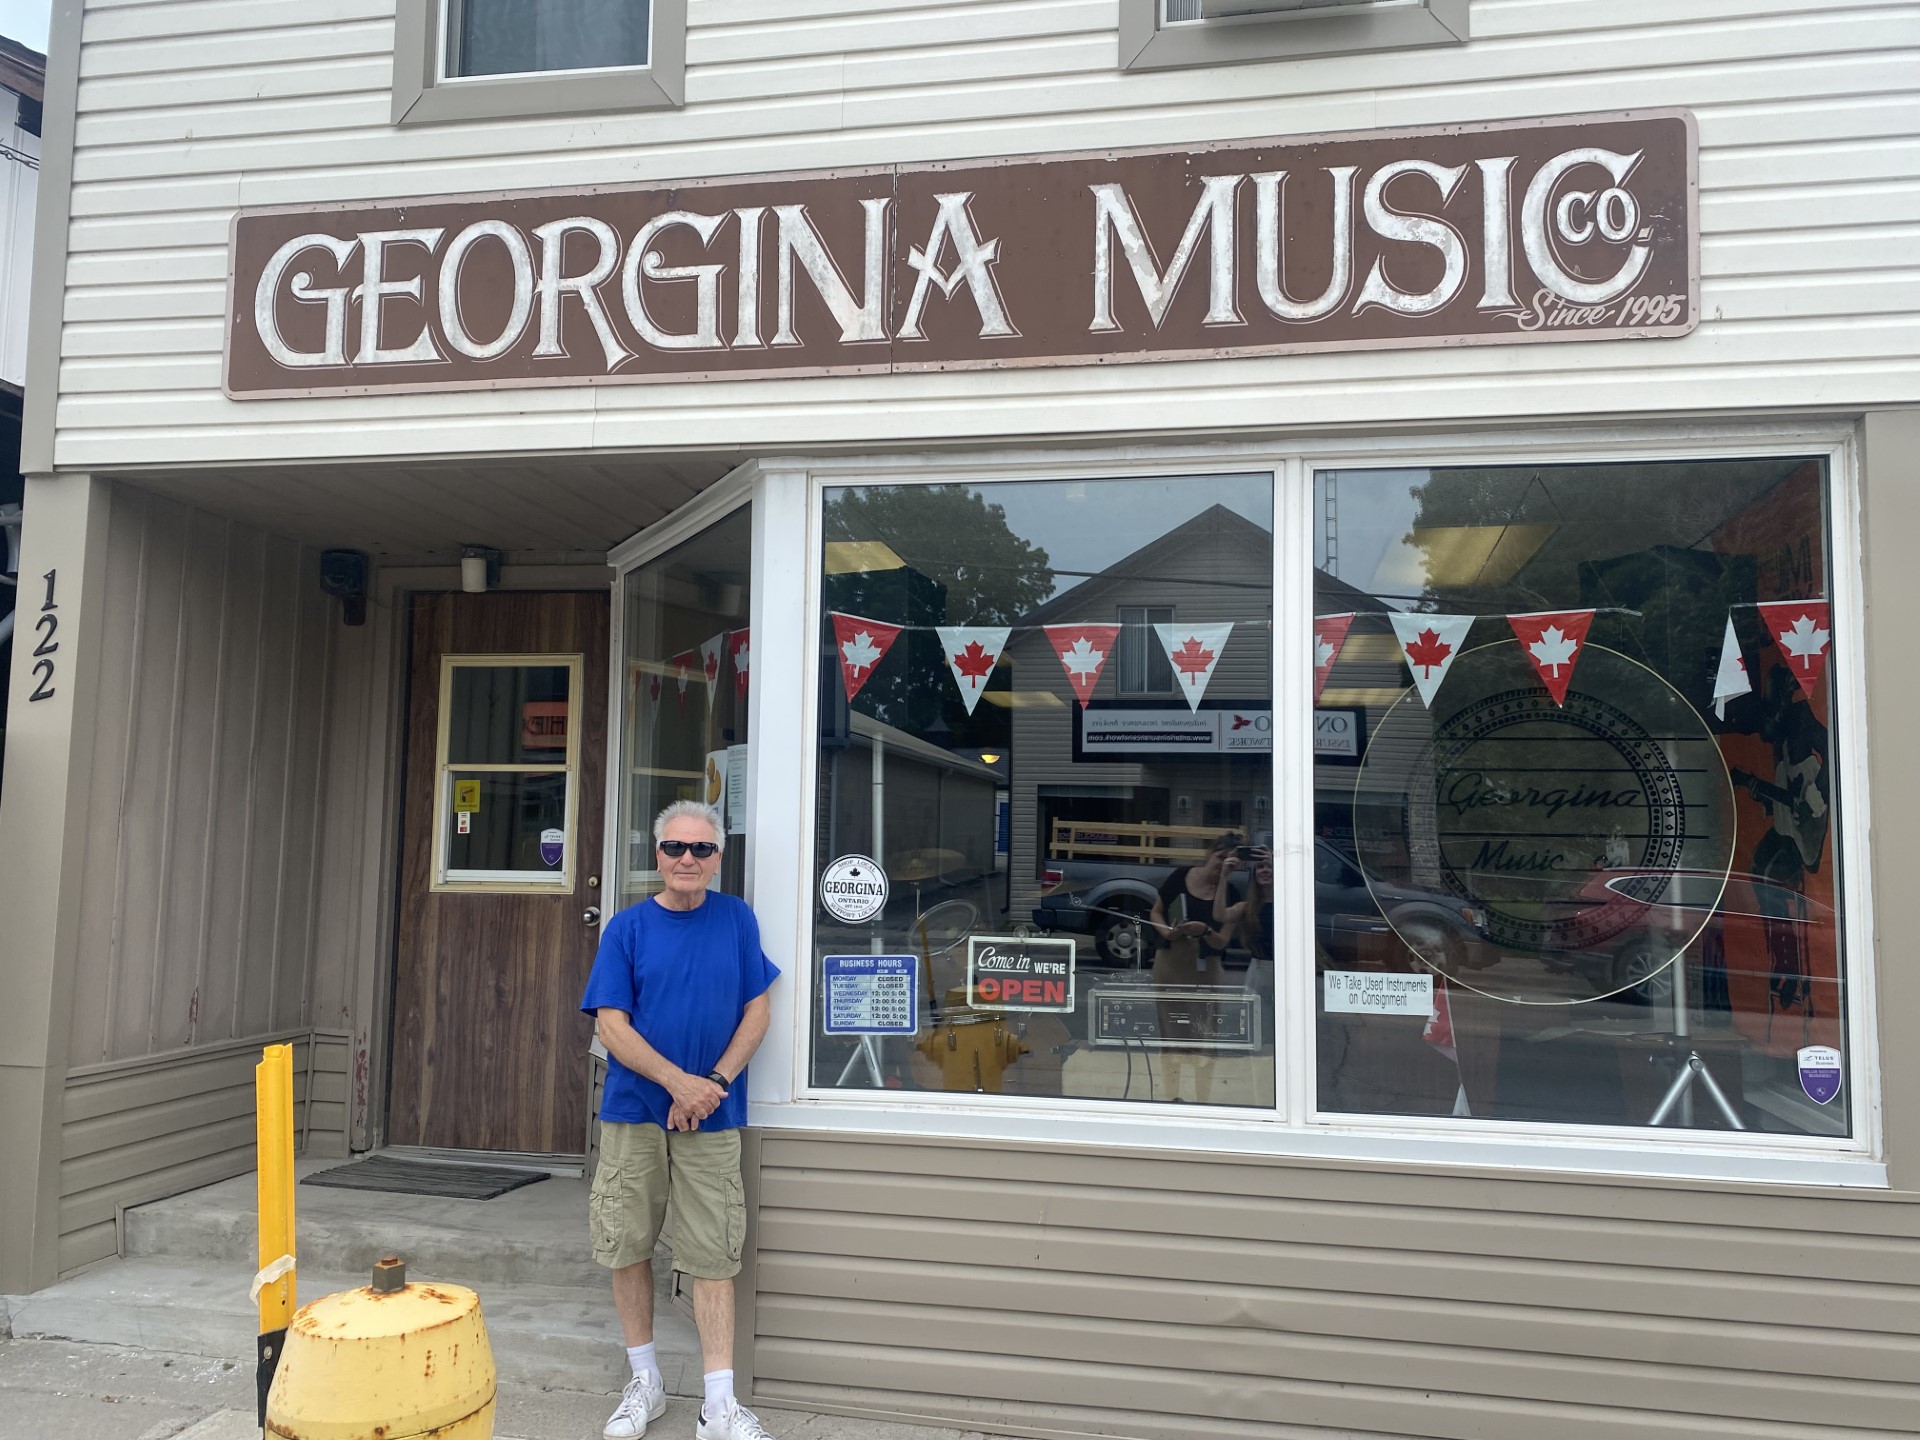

{"left": 301, "top": 1155, "right": 548, "bottom": 1201}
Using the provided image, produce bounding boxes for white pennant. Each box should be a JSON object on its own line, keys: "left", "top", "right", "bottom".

{"left": 935, "top": 625, "right": 1011, "bottom": 714}
{"left": 1153, "top": 622, "right": 1233, "bottom": 711}
{"left": 1713, "top": 614, "right": 1751, "bottom": 720}
{"left": 1389, "top": 612, "right": 1475, "bottom": 708}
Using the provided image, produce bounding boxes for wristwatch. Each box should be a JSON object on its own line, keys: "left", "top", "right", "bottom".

{"left": 706, "top": 1069, "right": 731, "bottom": 1091}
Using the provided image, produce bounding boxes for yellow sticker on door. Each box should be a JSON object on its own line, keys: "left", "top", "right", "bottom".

{"left": 454, "top": 779, "right": 481, "bottom": 813}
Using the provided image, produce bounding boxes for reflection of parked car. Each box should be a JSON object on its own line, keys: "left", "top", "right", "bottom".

{"left": 1311, "top": 842, "right": 1491, "bottom": 973}
{"left": 1561, "top": 869, "right": 1835, "bottom": 1002}
{"left": 1032, "top": 840, "right": 1489, "bottom": 969}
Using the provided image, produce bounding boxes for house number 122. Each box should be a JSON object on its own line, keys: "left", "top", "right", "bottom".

{"left": 28, "top": 568, "right": 57, "bottom": 701}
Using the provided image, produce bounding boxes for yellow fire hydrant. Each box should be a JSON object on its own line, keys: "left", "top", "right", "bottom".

{"left": 266, "top": 1256, "right": 496, "bottom": 1440}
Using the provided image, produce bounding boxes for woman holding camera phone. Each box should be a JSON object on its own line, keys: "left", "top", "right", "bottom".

{"left": 1147, "top": 834, "right": 1240, "bottom": 1101}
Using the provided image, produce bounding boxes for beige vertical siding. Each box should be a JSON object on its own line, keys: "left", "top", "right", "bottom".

{"left": 58, "top": 1028, "right": 351, "bottom": 1276}
{"left": 65, "top": 482, "right": 340, "bottom": 1066}
{"left": 747, "top": 1130, "right": 1920, "bottom": 1439}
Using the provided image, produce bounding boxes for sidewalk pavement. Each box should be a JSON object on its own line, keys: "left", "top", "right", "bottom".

{"left": 0, "top": 1335, "right": 996, "bottom": 1440}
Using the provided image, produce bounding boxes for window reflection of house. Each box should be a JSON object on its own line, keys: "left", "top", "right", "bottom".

{"left": 1007, "top": 503, "right": 1273, "bottom": 919}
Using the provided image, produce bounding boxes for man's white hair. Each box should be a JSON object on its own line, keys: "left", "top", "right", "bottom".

{"left": 654, "top": 799, "right": 725, "bottom": 851}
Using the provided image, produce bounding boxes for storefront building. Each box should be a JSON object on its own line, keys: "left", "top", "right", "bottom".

{"left": 2, "top": 2, "right": 1917, "bottom": 1435}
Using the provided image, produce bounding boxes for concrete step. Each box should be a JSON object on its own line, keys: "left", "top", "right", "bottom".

{"left": 4, "top": 1256, "right": 699, "bottom": 1398}
{"left": 124, "top": 1161, "right": 606, "bottom": 1289}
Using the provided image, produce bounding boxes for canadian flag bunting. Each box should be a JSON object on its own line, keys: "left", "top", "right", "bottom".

{"left": 1044, "top": 624, "right": 1122, "bottom": 707}
{"left": 1153, "top": 622, "right": 1233, "bottom": 711}
{"left": 1389, "top": 613, "right": 1475, "bottom": 709}
{"left": 700, "top": 633, "right": 728, "bottom": 694}
{"left": 1508, "top": 610, "right": 1594, "bottom": 707}
{"left": 729, "top": 628, "right": 751, "bottom": 699}
{"left": 935, "top": 625, "right": 1011, "bottom": 715}
{"left": 1713, "top": 615, "right": 1751, "bottom": 721}
{"left": 830, "top": 612, "right": 903, "bottom": 701}
{"left": 1756, "top": 600, "right": 1832, "bottom": 703}
{"left": 647, "top": 671, "right": 662, "bottom": 706}
{"left": 1312, "top": 614, "right": 1355, "bottom": 704}
{"left": 670, "top": 650, "right": 701, "bottom": 713}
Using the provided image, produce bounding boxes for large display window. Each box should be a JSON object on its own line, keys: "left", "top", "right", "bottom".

{"left": 1312, "top": 457, "right": 1853, "bottom": 1136}
{"left": 806, "top": 475, "right": 1276, "bottom": 1107}
{"left": 733, "top": 433, "right": 1871, "bottom": 1166}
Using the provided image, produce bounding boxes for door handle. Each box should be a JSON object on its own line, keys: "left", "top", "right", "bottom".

{"left": 583, "top": 906, "right": 602, "bottom": 926}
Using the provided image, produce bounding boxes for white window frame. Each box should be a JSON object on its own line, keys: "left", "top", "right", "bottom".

{"left": 431, "top": 652, "right": 583, "bottom": 893}
{"left": 738, "top": 418, "right": 1883, "bottom": 1191}
{"left": 1121, "top": 0, "right": 1468, "bottom": 72}
{"left": 392, "top": 0, "right": 685, "bottom": 125}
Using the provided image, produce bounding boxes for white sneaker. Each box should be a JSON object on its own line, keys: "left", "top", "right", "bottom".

{"left": 603, "top": 1369, "right": 667, "bottom": 1439}
{"left": 695, "top": 1398, "right": 775, "bottom": 1440}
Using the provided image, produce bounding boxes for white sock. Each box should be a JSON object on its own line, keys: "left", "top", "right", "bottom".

{"left": 626, "top": 1342, "right": 657, "bottom": 1380}
{"left": 702, "top": 1368, "right": 735, "bottom": 1419}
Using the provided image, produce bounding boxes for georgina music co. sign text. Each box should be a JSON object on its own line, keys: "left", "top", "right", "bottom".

{"left": 225, "top": 110, "right": 1695, "bottom": 398}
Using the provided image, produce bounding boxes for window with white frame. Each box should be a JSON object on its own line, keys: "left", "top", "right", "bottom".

{"left": 433, "top": 655, "right": 582, "bottom": 890}
{"left": 1121, "top": 0, "right": 1468, "bottom": 72}
{"left": 1312, "top": 455, "right": 1853, "bottom": 1137}
{"left": 810, "top": 475, "right": 1276, "bottom": 1107}
{"left": 392, "top": 0, "right": 684, "bottom": 125}
{"left": 795, "top": 447, "right": 1865, "bottom": 1153}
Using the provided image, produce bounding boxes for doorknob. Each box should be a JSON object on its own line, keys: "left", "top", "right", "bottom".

{"left": 583, "top": 906, "right": 602, "bottom": 926}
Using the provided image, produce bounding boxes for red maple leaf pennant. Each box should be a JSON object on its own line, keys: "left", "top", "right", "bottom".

{"left": 830, "top": 611, "right": 904, "bottom": 701}
{"left": 1404, "top": 627, "right": 1453, "bottom": 676}
{"left": 729, "top": 628, "right": 751, "bottom": 699}
{"left": 935, "top": 625, "right": 1011, "bottom": 714}
{"left": 1170, "top": 637, "right": 1216, "bottom": 677}
{"left": 1755, "top": 600, "right": 1832, "bottom": 706}
{"left": 1388, "top": 612, "right": 1474, "bottom": 708}
{"left": 1312, "top": 614, "right": 1355, "bottom": 703}
{"left": 1508, "top": 610, "right": 1595, "bottom": 707}
{"left": 1044, "top": 623, "right": 1121, "bottom": 707}
{"left": 1152, "top": 622, "right": 1233, "bottom": 711}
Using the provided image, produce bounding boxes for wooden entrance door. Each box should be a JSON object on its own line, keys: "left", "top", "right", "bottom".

{"left": 388, "top": 591, "right": 609, "bottom": 1153}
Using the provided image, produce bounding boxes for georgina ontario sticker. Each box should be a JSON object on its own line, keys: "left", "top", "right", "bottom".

{"left": 1797, "top": 1045, "right": 1843, "bottom": 1105}
{"left": 819, "top": 854, "right": 889, "bottom": 924}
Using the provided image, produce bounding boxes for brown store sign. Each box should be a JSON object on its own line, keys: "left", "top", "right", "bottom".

{"left": 225, "top": 110, "right": 1695, "bottom": 398}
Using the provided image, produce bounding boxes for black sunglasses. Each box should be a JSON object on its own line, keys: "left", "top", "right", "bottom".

{"left": 657, "top": 839, "right": 720, "bottom": 859}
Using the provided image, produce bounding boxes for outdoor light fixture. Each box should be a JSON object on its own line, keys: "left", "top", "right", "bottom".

{"left": 460, "top": 544, "right": 502, "bottom": 593}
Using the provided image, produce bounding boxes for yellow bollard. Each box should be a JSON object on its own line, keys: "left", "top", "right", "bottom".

{"left": 255, "top": 1043, "right": 297, "bottom": 1423}
{"left": 267, "top": 1256, "right": 497, "bottom": 1440}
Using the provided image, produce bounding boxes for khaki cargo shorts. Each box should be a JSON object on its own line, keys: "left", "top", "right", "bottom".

{"left": 589, "top": 1122, "right": 745, "bottom": 1280}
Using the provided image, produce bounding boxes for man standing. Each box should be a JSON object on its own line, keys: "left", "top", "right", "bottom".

{"left": 582, "top": 800, "right": 781, "bottom": 1440}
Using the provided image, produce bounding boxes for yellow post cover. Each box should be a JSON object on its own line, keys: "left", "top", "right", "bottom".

{"left": 266, "top": 1279, "right": 496, "bottom": 1440}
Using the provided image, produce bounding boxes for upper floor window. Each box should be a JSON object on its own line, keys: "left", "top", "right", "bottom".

{"left": 1122, "top": 0, "right": 1468, "bottom": 72}
{"left": 449, "top": 0, "right": 650, "bottom": 80}
{"left": 393, "top": 0, "right": 684, "bottom": 125}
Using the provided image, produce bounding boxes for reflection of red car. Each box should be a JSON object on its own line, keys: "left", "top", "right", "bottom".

{"left": 1561, "top": 868, "right": 1834, "bottom": 1001}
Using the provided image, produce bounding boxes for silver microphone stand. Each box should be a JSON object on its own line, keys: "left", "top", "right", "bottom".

{"left": 1646, "top": 951, "right": 1744, "bottom": 1130}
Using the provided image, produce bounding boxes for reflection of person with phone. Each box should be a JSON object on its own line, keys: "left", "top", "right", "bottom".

{"left": 1216, "top": 846, "right": 1275, "bottom": 985}
{"left": 1149, "top": 835, "right": 1238, "bottom": 1100}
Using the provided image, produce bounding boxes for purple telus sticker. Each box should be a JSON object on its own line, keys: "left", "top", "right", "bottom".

{"left": 1797, "top": 1045, "right": 1843, "bottom": 1106}
{"left": 540, "top": 827, "right": 565, "bottom": 867}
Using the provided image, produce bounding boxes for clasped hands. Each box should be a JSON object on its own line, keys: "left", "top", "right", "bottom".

{"left": 666, "top": 1071, "right": 727, "bottom": 1131}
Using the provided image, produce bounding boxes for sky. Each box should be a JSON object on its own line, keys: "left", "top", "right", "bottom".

{"left": 0, "top": 0, "right": 48, "bottom": 51}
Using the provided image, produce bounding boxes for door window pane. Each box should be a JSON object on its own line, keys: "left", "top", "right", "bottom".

{"left": 450, "top": 0, "right": 651, "bottom": 78}
{"left": 446, "top": 771, "right": 570, "bottom": 872}
{"left": 811, "top": 476, "right": 1275, "bottom": 1109}
{"left": 1313, "top": 457, "right": 1849, "bottom": 1136}
{"left": 447, "top": 664, "right": 572, "bottom": 764}
{"left": 616, "top": 506, "right": 753, "bottom": 912}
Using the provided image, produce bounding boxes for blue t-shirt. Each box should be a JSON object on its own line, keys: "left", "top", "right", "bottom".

{"left": 580, "top": 892, "right": 781, "bottom": 1131}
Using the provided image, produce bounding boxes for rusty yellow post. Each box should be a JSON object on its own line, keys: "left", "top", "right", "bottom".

{"left": 255, "top": 1043, "right": 296, "bottom": 1423}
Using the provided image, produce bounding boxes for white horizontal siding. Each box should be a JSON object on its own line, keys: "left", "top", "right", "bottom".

{"left": 45, "top": 0, "right": 1920, "bottom": 469}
